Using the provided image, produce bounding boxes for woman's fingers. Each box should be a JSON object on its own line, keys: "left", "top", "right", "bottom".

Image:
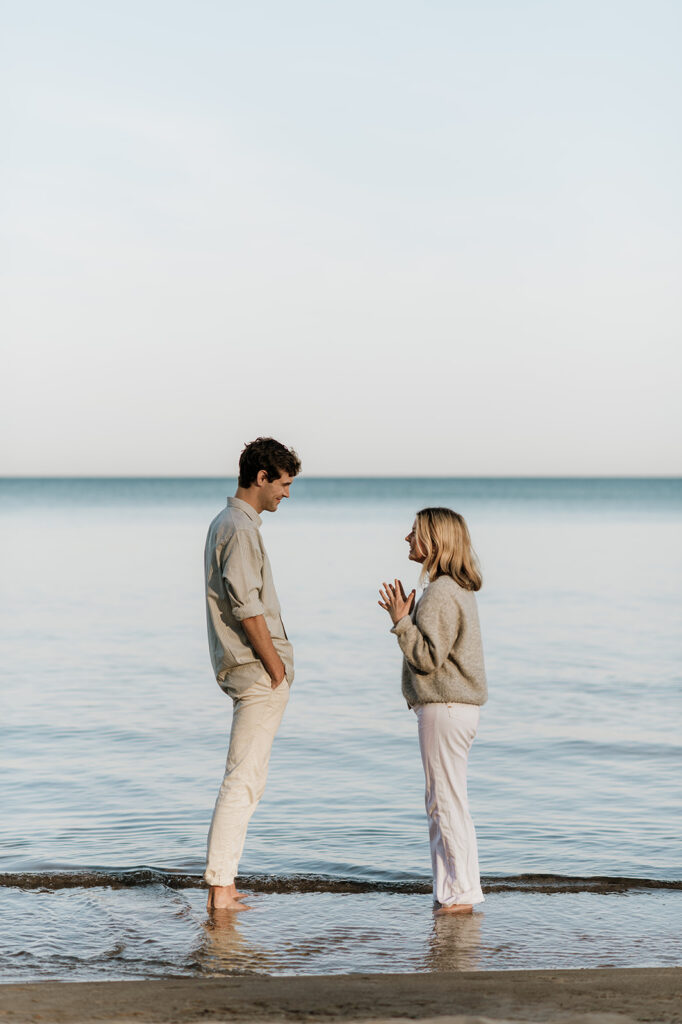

{"left": 380, "top": 581, "right": 410, "bottom": 612}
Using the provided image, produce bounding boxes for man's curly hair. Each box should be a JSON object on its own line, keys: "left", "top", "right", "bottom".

{"left": 238, "top": 437, "right": 302, "bottom": 488}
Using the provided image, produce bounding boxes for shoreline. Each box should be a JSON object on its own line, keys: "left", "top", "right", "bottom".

{"left": 2, "top": 870, "right": 679, "bottom": 894}
{"left": 1, "top": 968, "right": 680, "bottom": 1024}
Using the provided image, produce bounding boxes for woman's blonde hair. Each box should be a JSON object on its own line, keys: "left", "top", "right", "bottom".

{"left": 414, "top": 507, "right": 482, "bottom": 591}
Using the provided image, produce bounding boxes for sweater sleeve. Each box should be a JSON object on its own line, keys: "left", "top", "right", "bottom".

{"left": 390, "top": 585, "right": 460, "bottom": 673}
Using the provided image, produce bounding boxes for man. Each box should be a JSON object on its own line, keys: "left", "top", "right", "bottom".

{"left": 204, "top": 436, "right": 301, "bottom": 911}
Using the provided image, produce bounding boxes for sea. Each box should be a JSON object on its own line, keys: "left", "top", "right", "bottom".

{"left": 1, "top": 477, "right": 680, "bottom": 981}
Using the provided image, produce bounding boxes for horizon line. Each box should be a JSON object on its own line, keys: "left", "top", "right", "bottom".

{"left": 1, "top": 474, "right": 681, "bottom": 482}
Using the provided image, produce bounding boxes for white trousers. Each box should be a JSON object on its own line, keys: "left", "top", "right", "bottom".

{"left": 204, "top": 675, "right": 289, "bottom": 887}
{"left": 416, "top": 702, "right": 484, "bottom": 907}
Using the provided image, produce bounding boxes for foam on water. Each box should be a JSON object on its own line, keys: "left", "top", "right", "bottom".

{"left": 1, "top": 869, "right": 680, "bottom": 894}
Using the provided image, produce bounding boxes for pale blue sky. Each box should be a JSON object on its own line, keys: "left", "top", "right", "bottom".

{"left": 2, "top": 0, "right": 680, "bottom": 475}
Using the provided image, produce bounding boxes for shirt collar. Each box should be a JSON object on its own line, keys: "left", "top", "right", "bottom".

{"left": 227, "top": 496, "right": 262, "bottom": 526}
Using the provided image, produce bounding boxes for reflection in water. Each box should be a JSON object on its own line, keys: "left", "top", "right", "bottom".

{"left": 196, "top": 908, "right": 276, "bottom": 975}
{"left": 2, "top": 887, "right": 681, "bottom": 983}
{"left": 426, "top": 910, "right": 483, "bottom": 971}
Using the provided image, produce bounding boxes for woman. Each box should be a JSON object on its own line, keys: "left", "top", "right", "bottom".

{"left": 379, "top": 507, "right": 487, "bottom": 914}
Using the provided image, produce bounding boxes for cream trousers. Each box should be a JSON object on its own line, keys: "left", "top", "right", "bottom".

{"left": 416, "top": 701, "right": 484, "bottom": 907}
{"left": 204, "top": 674, "right": 289, "bottom": 887}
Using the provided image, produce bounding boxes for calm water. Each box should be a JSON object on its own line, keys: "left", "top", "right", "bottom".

{"left": 1, "top": 477, "right": 680, "bottom": 980}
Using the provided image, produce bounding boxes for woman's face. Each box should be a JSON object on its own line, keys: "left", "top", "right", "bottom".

{"left": 405, "top": 519, "right": 426, "bottom": 562}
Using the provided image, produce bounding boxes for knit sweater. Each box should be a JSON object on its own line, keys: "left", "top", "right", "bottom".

{"left": 391, "top": 575, "right": 487, "bottom": 707}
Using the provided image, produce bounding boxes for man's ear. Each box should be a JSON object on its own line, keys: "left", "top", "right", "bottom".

{"left": 255, "top": 469, "right": 269, "bottom": 487}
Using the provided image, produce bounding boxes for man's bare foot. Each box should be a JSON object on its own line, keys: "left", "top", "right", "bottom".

{"left": 207, "top": 884, "right": 249, "bottom": 911}
{"left": 208, "top": 900, "right": 251, "bottom": 914}
{"left": 435, "top": 903, "right": 474, "bottom": 916}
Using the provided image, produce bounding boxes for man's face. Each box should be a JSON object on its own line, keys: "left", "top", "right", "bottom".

{"left": 258, "top": 471, "right": 294, "bottom": 513}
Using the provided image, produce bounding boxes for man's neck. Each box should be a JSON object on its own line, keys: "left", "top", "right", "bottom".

{"left": 234, "top": 486, "right": 263, "bottom": 515}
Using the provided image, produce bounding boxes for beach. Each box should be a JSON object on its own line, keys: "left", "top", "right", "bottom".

{"left": 2, "top": 968, "right": 681, "bottom": 1023}
{"left": 4, "top": 0, "right": 681, "bottom": 1014}
{"left": 1, "top": 479, "right": 680, "bottom": 990}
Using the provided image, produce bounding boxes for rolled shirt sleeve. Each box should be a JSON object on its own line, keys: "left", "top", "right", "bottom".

{"left": 222, "top": 530, "right": 266, "bottom": 621}
{"left": 390, "top": 591, "right": 460, "bottom": 673}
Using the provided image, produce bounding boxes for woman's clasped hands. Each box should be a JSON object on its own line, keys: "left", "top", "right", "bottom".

{"left": 378, "top": 579, "right": 416, "bottom": 625}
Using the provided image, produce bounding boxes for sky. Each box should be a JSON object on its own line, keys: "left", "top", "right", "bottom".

{"left": 2, "top": 0, "right": 680, "bottom": 476}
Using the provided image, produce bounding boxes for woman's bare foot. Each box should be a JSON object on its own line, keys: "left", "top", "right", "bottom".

{"left": 207, "top": 884, "right": 250, "bottom": 911}
{"left": 435, "top": 903, "right": 474, "bottom": 916}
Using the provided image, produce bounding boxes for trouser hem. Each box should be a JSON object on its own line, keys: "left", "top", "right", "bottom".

{"left": 440, "top": 891, "right": 485, "bottom": 906}
{"left": 204, "top": 871, "right": 235, "bottom": 887}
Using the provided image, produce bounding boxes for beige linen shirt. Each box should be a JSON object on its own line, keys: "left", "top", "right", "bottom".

{"left": 204, "top": 497, "right": 294, "bottom": 697}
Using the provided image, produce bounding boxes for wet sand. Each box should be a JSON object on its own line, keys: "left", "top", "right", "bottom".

{"left": 1, "top": 967, "right": 680, "bottom": 1024}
